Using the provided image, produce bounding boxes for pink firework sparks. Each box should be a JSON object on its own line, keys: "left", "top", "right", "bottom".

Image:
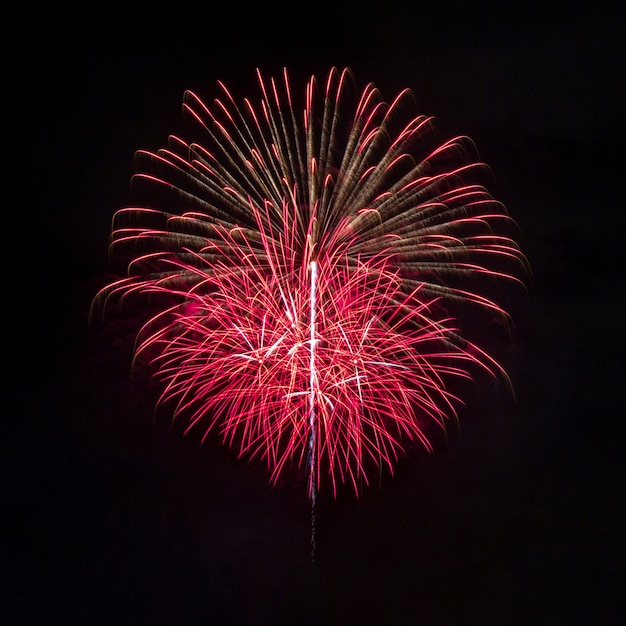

{"left": 92, "top": 67, "right": 528, "bottom": 500}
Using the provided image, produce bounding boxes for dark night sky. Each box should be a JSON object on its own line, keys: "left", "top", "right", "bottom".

{"left": 9, "top": 3, "right": 626, "bottom": 625}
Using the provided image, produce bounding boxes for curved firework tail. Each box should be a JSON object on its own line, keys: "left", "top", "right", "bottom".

{"left": 92, "top": 67, "right": 528, "bottom": 497}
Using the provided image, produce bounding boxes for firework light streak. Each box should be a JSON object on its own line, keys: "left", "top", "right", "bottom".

{"left": 308, "top": 258, "right": 318, "bottom": 557}
{"left": 92, "top": 68, "right": 528, "bottom": 542}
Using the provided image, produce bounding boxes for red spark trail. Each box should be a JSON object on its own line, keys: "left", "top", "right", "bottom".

{"left": 92, "top": 67, "right": 528, "bottom": 509}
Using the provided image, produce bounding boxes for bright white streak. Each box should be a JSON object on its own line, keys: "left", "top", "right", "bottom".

{"left": 308, "top": 260, "right": 318, "bottom": 465}
{"left": 308, "top": 260, "right": 318, "bottom": 561}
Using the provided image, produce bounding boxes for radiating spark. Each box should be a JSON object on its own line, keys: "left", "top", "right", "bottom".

{"left": 92, "top": 67, "right": 528, "bottom": 501}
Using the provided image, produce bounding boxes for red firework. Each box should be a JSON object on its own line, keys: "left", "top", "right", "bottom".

{"left": 92, "top": 67, "right": 527, "bottom": 498}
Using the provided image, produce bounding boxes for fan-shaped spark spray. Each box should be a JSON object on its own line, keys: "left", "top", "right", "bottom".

{"left": 92, "top": 68, "right": 528, "bottom": 558}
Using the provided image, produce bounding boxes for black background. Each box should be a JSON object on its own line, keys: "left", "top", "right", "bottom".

{"left": 9, "top": 3, "right": 625, "bottom": 624}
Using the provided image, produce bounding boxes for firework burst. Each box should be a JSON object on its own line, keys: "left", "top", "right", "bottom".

{"left": 92, "top": 67, "right": 527, "bottom": 500}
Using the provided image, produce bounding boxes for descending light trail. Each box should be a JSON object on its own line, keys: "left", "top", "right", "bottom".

{"left": 308, "top": 259, "right": 318, "bottom": 559}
